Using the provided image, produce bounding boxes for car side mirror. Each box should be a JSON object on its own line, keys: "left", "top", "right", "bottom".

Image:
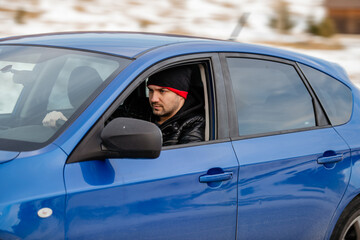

{"left": 101, "top": 118, "right": 162, "bottom": 159}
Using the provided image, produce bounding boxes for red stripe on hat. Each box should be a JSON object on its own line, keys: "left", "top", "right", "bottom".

{"left": 165, "top": 87, "right": 188, "bottom": 99}
{"left": 148, "top": 85, "right": 188, "bottom": 99}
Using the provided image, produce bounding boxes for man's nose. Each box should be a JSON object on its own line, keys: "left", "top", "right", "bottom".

{"left": 150, "top": 92, "right": 159, "bottom": 103}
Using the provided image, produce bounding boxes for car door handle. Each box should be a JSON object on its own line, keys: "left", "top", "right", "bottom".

{"left": 199, "top": 172, "right": 233, "bottom": 183}
{"left": 317, "top": 154, "right": 343, "bottom": 164}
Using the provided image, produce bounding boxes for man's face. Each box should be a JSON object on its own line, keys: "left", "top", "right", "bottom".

{"left": 148, "top": 85, "right": 185, "bottom": 124}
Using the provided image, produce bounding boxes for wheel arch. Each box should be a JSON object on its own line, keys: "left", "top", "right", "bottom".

{"left": 328, "top": 192, "right": 360, "bottom": 239}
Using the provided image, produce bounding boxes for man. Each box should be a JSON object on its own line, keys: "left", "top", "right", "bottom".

{"left": 147, "top": 66, "right": 205, "bottom": 146}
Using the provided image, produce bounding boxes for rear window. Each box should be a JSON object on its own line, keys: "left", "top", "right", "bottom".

{"left": 299, "top": 63, "right": 353, "bottom": 125}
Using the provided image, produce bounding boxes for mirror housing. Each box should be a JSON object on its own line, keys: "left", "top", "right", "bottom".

{"left": 101, "top": 118, "right": 162, "bottom": 159}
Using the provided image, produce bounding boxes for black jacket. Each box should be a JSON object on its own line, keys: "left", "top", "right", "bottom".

{"left": 154, "top": 93, "right": 205, "bottom": 146}
{"left": 159, "top": 114, "right": 205, "bottom": 146}
{"left": 115, "top": 81, "right": 205, "bottom": 146}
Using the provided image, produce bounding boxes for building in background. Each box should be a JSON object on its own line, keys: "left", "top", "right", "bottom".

{"left": 325, "top": 0, "right": 360, "bottom": 34}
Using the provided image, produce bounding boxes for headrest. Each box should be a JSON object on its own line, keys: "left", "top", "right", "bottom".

{"left": 67, "top": 66, "right": 103, "bottom": 108}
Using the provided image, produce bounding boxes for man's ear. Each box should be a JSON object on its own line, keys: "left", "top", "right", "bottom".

{"left": 178, "top": 96, "right": 186, "bottom": 107}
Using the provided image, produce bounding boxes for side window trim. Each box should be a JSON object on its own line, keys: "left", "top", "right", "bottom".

{"left": 102, "top": 54, "right": 222, "bottom": 143}
{"left": 219, "top": 53, "right": 330, "bottom": 140}
{"left": 219, "top": 53, "right": 238, "bottom": 138}
{"left": 297, "top": 62, "right": 352, "bottom": 126}
{"left": 67, "top": 53, "right": 227, "bottom": 164}
{"left": 198, "top": 64, "right": 210, "bottom": 141}
{"left": 295, "top": 62, "right": 331, "bottom": 126}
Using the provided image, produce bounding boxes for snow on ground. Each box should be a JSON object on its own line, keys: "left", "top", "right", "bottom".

{"left": 0, "top": 0, "right": 358, "bottom": 85}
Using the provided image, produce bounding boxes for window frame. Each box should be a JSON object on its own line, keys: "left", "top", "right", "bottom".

{"left": 297, "top": 62, "right": 353, "bottom": 126}
{"left": 219, "top": 53, "right": 331, "bottom": 140}
{"left": 67, "top": 53, "right": 229, "bottom": 163}
{"left": 103, "top": 54, "right": 226, "bottom": 146}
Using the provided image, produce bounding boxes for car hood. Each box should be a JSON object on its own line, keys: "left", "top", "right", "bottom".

{"left": 0, "top": 150, "right": 20, "bottom": 164}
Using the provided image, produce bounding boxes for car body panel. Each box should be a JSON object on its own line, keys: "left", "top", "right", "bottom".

{"left": 64, "top": 142, "right": 239, "bottom": 239}
{"left": 233, "top": 128, "right": 351, "bottom": 239}
{"left": 324, "top": 84, "right": 360, "bottom": 238}
{"left": 0, "top": 32, "right": 213, "bottom": 59}
{"left": 0, "top": 150, "right": 20, "bottom": 164}
{"left": 0, "top": 144, "right": 67, "bottom": 239}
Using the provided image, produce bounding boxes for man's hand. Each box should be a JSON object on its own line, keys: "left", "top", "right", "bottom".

{"left": 42, "top": 111, "right": 68, "bottom": 128}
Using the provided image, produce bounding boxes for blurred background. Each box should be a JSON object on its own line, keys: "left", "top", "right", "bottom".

{"left": 0, "top": 0, "right": 359, "bottom": 85}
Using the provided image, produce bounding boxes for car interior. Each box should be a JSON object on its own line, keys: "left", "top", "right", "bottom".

{"left": 107, "top": 63, "right": 211, "bottom": 142}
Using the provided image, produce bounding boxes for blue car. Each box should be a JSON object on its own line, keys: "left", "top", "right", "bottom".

{"left": 0, "top": 32, "right": 358, "bottom": 240}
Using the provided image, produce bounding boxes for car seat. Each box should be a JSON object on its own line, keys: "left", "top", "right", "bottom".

{"left": 67, "top": 66, "right": 103, "bottom": 109}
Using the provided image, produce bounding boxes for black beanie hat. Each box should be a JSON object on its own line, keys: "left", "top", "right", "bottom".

{"left": 147, "top": 66, "right": 192, "bottom": 99}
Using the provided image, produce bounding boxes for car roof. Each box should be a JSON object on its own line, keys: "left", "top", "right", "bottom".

{"left": 0, "top": 32, "right": 214, "bottom": 59}
{"left": 0, "top": 31, "right": 350, "bottom": 84}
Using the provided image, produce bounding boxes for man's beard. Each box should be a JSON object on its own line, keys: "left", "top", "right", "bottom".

{"left": 152, "top": 107, "right": 171, "bottom": 118}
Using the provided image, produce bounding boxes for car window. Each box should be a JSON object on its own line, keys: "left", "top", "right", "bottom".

{"left": 0, "top": 61, "right": 31, "bottom": 114}
{"left": 227, "top": 58, "right": 316, "bottom": 136}
{"left": 0, "top": 45, "right": 130, "bottom": 151}
{"left": 106, "top": 63, "right": 210, "bottom": 146}
{"left": 47, "top": 55, "right": 120, "bottom": 111}
{"left": 298, "top": 63, "right": 353, "bottom": 126}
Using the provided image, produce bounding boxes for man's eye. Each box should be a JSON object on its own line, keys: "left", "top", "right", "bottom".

{"left": 160, "top": 89, "right": 166, "bottom": 93}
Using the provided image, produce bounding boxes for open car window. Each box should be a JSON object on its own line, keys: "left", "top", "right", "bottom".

{"left": 107, "top": 62, "right": 212, "bottom": 146}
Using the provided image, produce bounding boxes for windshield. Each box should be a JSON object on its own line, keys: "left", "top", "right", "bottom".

{"left": 0, "top": 45, "right": 130, "bottom": 151}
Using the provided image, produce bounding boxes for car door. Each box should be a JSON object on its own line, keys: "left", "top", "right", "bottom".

{"left": 221, "top": 54, "right": 351, "bottom": 240}
{"left": 63, "top": 55, "right": 239, "bottom": 239}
